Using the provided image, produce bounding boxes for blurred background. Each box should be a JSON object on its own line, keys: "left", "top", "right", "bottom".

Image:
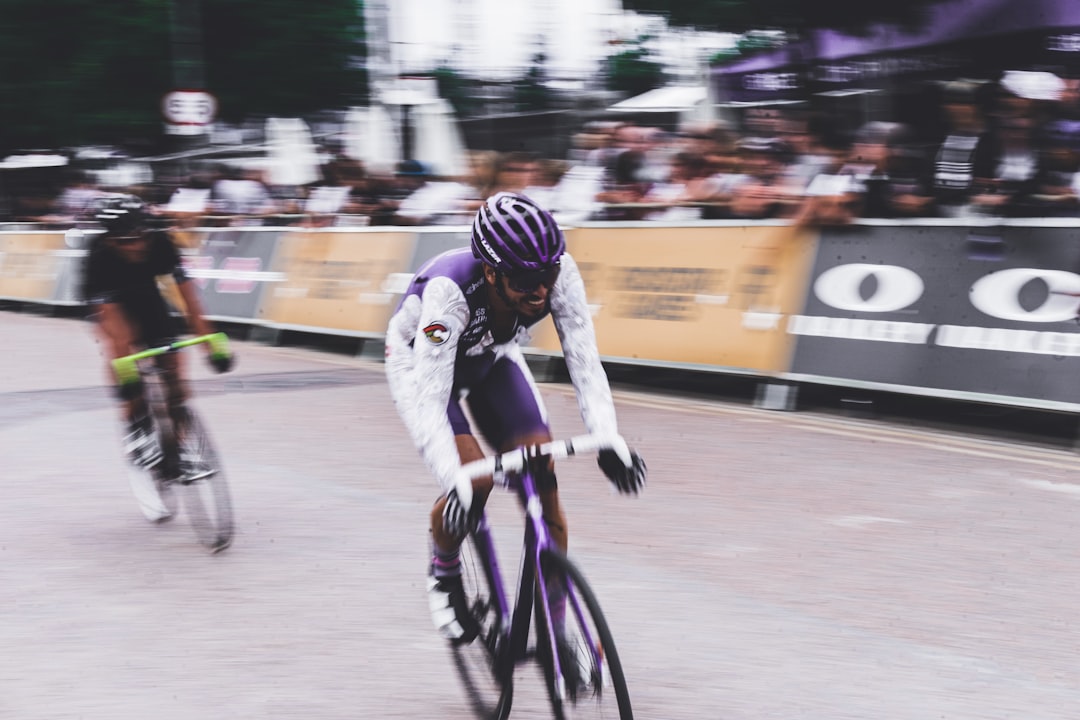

{"left": 4, "top": 0, "right": 1080, "bottom": 228}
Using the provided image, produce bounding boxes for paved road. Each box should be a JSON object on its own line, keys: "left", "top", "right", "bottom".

{"left": 2, "top": 310, "right": 1079, "bottom": 720}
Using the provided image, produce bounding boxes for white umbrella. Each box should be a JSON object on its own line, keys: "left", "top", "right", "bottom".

{"left": 343, "top": 105, "right": 401, "bottom": 175}
{"left": 412, "top": 98, "right": 468, "bottom": 178}
{"left": 265, "top": 117, "right": 321, "bottom": 186}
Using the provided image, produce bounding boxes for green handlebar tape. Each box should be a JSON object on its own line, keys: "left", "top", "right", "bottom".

{"left": 111, "top": 332, "right": 230, "bottom": 384}
{"left": 112, "top": 357, "right": 141, "bottom": 386}
{"left": 207, "top": 332, "right": 231, "bottom": 360}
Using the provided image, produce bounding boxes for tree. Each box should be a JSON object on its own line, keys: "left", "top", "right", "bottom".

{"left": 621, "top": 0, "right": 949, "bottom": 36}
{"left": 606, "top": 36, "right": 665, "bottom": 97}
{"left": 0, "top": 0, "right": 367, "bottom": 153}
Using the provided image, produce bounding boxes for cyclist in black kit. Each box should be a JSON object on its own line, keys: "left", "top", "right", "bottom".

{"left": 82, "top": 195, "right": 233, "bottom": 477}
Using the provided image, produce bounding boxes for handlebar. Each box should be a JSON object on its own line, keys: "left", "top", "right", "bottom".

{"left": 111, "top": 332, "right": 231, "bottom": 386}
{"left": 459, "top": 433, "right": 613, "bottom": 483}
{"left": 453, "top": 434, "right": 625, "bottom": 513}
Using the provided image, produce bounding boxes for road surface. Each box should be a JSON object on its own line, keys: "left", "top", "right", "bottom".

{"left": 2, "top": 310, "right": 1079, "bottom": 719}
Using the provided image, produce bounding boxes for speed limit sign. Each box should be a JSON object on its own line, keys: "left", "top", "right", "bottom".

{"left": 162, "top": 90, "right": 218, "bottom": 135}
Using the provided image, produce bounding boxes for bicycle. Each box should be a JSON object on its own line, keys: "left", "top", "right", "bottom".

{"left": 448, "top": 433, "right": 635, "bottom": 720}
{"left": 112, "top": 332, "right": 235, "bottom": 554}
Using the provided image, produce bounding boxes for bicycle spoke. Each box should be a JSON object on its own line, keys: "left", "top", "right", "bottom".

{"left": 175, "top": 409, "right": 233, "bottom": 553}
{"left": 537, "top": 549, "right": 633, "bottom": 720}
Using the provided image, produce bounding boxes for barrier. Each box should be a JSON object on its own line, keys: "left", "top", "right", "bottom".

{"left": 0, "top": 231, "right": 76, "bottom": 304}
{"left": 527, "top": 223, "right": 818, "bottom": 375}
{"left": 257, "top": 227, "right": 417, "bottom": 337}
{"left": 170, "top": 228, "right": 285, "bottom": 323}
{"left": 7, "top": 219, "right": 1080, "bottom": 413}
{"left": 785, "top": 220, "right": 1080, "bottom": 411}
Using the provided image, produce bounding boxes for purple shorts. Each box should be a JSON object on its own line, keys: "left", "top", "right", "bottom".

{"left": 448, "top": 353, "right": 550, "bottom": 451}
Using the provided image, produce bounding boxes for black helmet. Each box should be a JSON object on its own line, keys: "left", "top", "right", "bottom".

{"left": 94, "top": 195, "right": 147, "bottom": 237}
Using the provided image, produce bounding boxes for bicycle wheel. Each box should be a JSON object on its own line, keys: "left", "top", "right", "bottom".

{"left": 174, "top": 408, "right": 234, "bottom": 553}
{"left": 450, "top": 523, "right": 514, "bottom": 720}
{"left": 536, "top": 548, "right": 633, "bottom": 720}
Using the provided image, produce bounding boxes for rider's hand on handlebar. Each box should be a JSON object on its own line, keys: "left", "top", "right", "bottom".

{"left": 208, "top": 352, "right": 234, "bottom": 374}
{"left": 442, "top": 486, "right": 475, "bottom": 537}
{"left": 598, "top": 442, "right": 647, "bottom": 495}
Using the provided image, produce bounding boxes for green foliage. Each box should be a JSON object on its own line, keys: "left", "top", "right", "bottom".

{"left": 0, "top": 0, "right": 367, "bottom": 153}
{"left": 432, "top": 66, "right": 482, "bottom": 118}
{"left": 621, "top": 0, "right": 949, "bottom": 35}
{"left": 606, "top": 40, "right": 665, "bottom": 96}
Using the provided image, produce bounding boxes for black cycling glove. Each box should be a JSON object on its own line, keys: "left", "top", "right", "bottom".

{"left": 208, "top": 353, "right": 234, "bottom": 374}
{"left": 598, "top": 448, "right": 647, "bottom": 495}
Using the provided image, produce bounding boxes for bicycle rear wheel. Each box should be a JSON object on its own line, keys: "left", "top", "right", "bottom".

{"left": 536, "top": 548, "right": 633, "bottom": 720}
{"left": 175, "top": 408, "right": 234, "bottom": 553}
{"left": 450, "top": 523, "right": 514, "bottom": 720}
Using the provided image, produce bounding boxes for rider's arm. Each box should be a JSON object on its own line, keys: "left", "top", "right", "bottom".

{"left": 159, "top": 235, "right": 215, "bottom": 342}
{"left": 548, "top": 253, "right": 619, "bottom": 438}
{"left": 175, "top": 270, "right": 215, "bottom": 339}
{"left": 94, "top": 301, "right": 138, "bottom": 362}
{"left": 385, "top": 277, "right": 471, "bottom": 491}
{"left": 82, "top": 244, "right": 136, "bottom": 363}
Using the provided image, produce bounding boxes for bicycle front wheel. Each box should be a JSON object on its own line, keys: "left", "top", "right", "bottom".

{"left": 450, "top": 523, "right": 513, "bottom": 720}
{"left": 175, "top": 408, "right": 234, "bottom": 553}
{"left": 536, "top": 548, "right": 633, "bottom": 720}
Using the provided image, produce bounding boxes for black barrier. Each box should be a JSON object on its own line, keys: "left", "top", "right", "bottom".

{"left": 787, "top": 221, "right": 1080, "bottom": 410}
{"left": 180, "top": 229, "right": 284, "bottom": 323}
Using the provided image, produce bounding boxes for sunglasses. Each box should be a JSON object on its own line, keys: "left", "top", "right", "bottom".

{"left": 503, "top": 264, "right": 560, "bottom": 294}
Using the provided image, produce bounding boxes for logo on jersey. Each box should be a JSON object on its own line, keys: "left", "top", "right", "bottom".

{"left": 423, "top": 322, "right": 451, "bottom": 344}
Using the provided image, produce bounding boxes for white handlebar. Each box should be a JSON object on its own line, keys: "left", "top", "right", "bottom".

{"left": 452, "top": 433, "right": 626, "bottom": 511}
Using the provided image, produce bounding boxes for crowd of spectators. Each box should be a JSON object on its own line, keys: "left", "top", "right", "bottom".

{"left": 5, "top": 70, "right": 1080, "bottom": 229}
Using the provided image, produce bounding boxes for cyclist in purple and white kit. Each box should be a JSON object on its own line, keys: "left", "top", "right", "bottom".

{"left": 385, "top": 191, "right": 646, "bottom": 642}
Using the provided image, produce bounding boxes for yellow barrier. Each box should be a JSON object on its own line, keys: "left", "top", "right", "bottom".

{"left": 259, "top": 230, "right": 417, "bottom": 335}
{"left": 528, "top": 224, "right": 818, "bottom": 374}
{"left": 0, "top": 233, "right": 69, "bottom": 302}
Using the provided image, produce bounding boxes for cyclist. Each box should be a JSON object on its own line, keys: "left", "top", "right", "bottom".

{"left": 82, "top": 195, "right": 233, "bottom": 483}
{"left": 385, "top": 191, "right": 646, "bottom": 643}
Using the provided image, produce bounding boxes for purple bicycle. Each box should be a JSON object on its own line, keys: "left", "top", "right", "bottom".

{"left": 449, "top": 434, "right": 634, "bottom": 720}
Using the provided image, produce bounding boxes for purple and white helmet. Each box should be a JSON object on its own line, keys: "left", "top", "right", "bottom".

{"left": 471, "top": 192, "right": 565, "bottom": 272}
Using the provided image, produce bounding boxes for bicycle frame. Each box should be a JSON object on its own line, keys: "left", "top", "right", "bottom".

{"left": 465, "top": 436, "right": 608, "bottom": 696}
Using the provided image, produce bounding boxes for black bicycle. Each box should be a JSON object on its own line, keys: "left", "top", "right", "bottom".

{"left": 112, "top": 332, "right": 234, "bottom": 553}
{"left": 449, "top": 434, "right": 634, "bottom": 720}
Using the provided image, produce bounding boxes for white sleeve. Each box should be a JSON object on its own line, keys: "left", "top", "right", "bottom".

{"left": 548, "top": 253, "right": 619, "bottom": 438}
{"left": 385, "top": 277, "right": 471, "bottom": 490}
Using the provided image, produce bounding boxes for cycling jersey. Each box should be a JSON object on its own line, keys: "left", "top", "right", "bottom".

{"left": 386, "top": 247, "right": 618, "bottom": 490}
{"left": 82, "top": 231, "right": 189, "bottom": 345}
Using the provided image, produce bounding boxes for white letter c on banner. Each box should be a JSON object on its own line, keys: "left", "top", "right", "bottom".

{"left": 814, "top": 264, "right": 924, "bottom": 313}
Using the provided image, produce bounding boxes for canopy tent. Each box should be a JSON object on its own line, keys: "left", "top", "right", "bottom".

{"left": 342, "top": 76, "right": 470, "bottom": 178}
{"left": 343, "top": 105, "right": 401, "bottom": 176}
{"left": 605, "top": 84, "right": 728, "bottom": 129}
{"left": 712, "top": 0, "right": 1080, "bottom": 104}
{"left": 265, "top": 117, "right": 322, "bottom": 187}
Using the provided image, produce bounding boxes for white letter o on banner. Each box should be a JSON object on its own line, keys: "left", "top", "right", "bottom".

{"left": 970, "top": 269, "right": 1080, "bottom": 322}
{"left": 814, "top": 264, "right": 924, "bottom": 313}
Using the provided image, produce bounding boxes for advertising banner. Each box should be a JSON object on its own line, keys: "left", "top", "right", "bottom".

{"left": 528, "top": 224, "right": 818, "bottom": 374}
{"left": 0, "top": 232, "right": 68, "bottom": 302}
{"left": 788, "top": 223, "right": 1080, "bottom": 408}
{"left": 171, "top": 229, "right": 284, "bottom": 322}
{"left": 259, "top": 229, "right": 417, "bottom": 336}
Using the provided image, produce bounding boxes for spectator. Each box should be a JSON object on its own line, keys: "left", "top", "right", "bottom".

{"left": 641, "top": 151, "right": 713, "bottom": 221}
{"left": 1015, "top": 119, "right": 1080, "bottom": 217}
{"left": 55, "top": 169, "right": 106, "bottom": 222}
{"left": 593, "top": 149, "right": 651, "bottom": 221}
{"left": 727, "top": 138, "right": 798, "bottom": 220}
{"left": 931, "top": 80, "right": 1000, "bottom": 218}
{"left": 210, "top": 164, "right": 277, "bottom": 219}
